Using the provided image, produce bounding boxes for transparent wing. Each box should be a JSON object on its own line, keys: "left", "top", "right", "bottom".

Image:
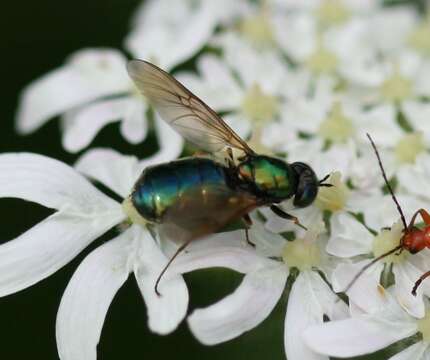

{"left": 158, "top": 185, "right": 258, "bottom": 244}
{"left": 127, "top": 60, "right": 254, "bottom": 154}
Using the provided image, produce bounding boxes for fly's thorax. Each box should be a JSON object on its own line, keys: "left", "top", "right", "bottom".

{"left": 237, "top": 155, "right": 296, "bottom": 201}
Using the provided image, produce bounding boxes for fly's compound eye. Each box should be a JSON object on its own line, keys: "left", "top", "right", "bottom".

{"left": 291, "top": 162, "right": 318, "bottom": 208}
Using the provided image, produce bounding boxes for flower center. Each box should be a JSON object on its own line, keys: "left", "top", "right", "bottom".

{"left": 240, "top": 13, "right": 274, "bottom": 47}
{"left": 418, "top": 310, "right": 430, "bottom": 342}
{"left": 394, "top": 132, "right": 425, "bottom": 164}
{"left": 372, "top": 221, "right": 404, "bottom": 264}
{"left": 408, "top": 16, "right": 430, "bottom": 56}
{"left": 306, "top": 43, "right": 338, "bottom": 74}
{"left": 318, "top": 102, "right": 355, "bottom": 143}
{"left": 380, "top": 70, "right": 413, "bottom": 103}
{"left": 282, "top": 224, "right": 324, "bottom": 271}
{"left": 316, "top": 0, "right": 350, "bottom": 26}
{"left": 315, "top": 171, "right": 349, "bottom": 212}
{"left": 241, "top": 83, "right": 279, "bottom": 124}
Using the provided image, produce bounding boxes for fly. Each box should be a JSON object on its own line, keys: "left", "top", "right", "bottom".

{"left": 124, "top": 60, "right": 332, "bottom": 295}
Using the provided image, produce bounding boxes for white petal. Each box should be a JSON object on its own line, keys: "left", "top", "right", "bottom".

{"left": 56, "top": 229, "right": 133, "bottom": 360}
{"left": 354, "top": 104, "right": 402, "bottom": 148}
{"left": 119, "top": 99, "right": 148, "bottom": 144}
{"left": 75, "top": 148, "right": 141, "bottom": 200}
{"left": 16, "top": 49, "right": 130, "bottom": 134}
{"left": 389, "top": 342, "right": 429, "bottom": 360}
{"left": 285, "top": 271, "right": 341, "bottom": 360}
{"left": 331, "top": 260, "right": 384, "bottom": 314}
{"left": 141, "top": 114, "right": 184, "bottom": 166}
{"left": 134, "top": 230, "right": 188, "bottom": 335}
{"left": 0, "top": 153, "right": 118, "bottom": 212}
{"left": 188, "top": 264, "right": 287, "bottom": 345}
{"left": 0, "top": 209, "right": 123, "bottom": 297}
{"left": 171, "top": 230, "right": 278, "bottom": 274}
{"left": 62, "top": 97, "right": 138, "bottom": 153}
{"left": 327, "top": 212, "right": 373, "bottom": 257}
{"left": 125, "top": 0, "right": 218, "bottom": 70}
{"left": 402, "top": 101, "right": 430, "bottom": 138}
{"left": 303, "top": 304, "right": 417, "bottom": 358}
{"left": 393, "top": 262, "right": 426, "bottom": 318}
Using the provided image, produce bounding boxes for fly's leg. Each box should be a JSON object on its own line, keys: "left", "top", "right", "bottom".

{"left": 270, "top": 205, "right": 308, "bottom": 231}
{"left": 155, "top": 239, "right": 192, "bottom": 297}
{"left": 243, "top": 213, "right": 255, "bottom": 247}
{"left": 412, "top": 270, "right": 430, "bottom": 296}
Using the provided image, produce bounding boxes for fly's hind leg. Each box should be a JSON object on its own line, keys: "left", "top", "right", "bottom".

{"left": 243, "top": 213, "right": 255, "bottom": 247}
{"left": 154, "top": 238, "right": 192, "bottom": 297}
{"left": 270, "top": 205, "right": 308, "bottom": 231}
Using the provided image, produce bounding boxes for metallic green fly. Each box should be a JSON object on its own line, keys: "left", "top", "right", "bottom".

{"left": 123, "top": 60, "right": 332, "bottom": 295}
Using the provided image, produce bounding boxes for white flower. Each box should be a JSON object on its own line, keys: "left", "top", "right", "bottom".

{"left": 303, "top": 288, "right": 430, "bottom": 359}
{"left": 125, "top": 0, "right": 245, "bottom": 70}
{"left": 171, "top": 220, "right": 347, "bottom": 360}
{"left": 329, "top": 216, "right": 430, "bottom": 318}
{"left": 16, "top": 49, "right": 185, "bottom": 154}
{"left": 0, "top": 125, "right": 186, "bottom": 359}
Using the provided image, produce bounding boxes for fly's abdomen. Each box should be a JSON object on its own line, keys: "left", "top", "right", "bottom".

{"left": 130, "top": 158, "right": 228, "bottom": 223}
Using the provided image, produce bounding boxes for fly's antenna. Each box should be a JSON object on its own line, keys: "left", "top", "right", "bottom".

{"left": 342, "top": 244, "right": 403, "bottom": 294}
{"left": 366, "top": 133, "right": 408, "bottom": 231}
{"left": 319, "top": 173, "right": 333, "bottom": 187}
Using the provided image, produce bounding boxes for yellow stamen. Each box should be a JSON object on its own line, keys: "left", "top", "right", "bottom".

{"left": 372, "top": 221, "right": 405, "bottom": 264}
{"left": 318, "top": 102, "right": 355, "bottom": 143}
{"left": 394, "top": 132, "right": 425, "bottom": 164}
{"left": 316, "top": 0, "right": 350, "bottom": 26}
{"left": 241, "top": 83, "right": 279, "bottom": 124}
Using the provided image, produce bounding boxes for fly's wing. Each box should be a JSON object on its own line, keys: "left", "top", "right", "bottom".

{"left": 127, "top": 60, "right": 254, "bottom": 155}
{"left": 158, "top": 185, "right": 258, "bottom": 244}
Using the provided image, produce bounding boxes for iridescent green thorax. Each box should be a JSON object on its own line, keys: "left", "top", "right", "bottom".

{"left": 130, "top": 158, "right": 228, "bottom": 222}
{"left": 238, "top": 155, "right": 296, "bottom": 201}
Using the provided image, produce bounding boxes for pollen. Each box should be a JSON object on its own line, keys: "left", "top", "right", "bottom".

{"left": 121, "top": 197, "right": 148, "bottom": 227}
{"left": 318, "top": 101, "right": 355, "bottom": 143}
{"left": 240, "top": 13, "right": 275, "bottom": 47}
{"left": 241, "top": 83, "right": 279, "bottom": 124}
{"left": 418, "top": 310, "right": 430, "bottom": 342}
{"left": 315, "top": 171, "right": 349, "bottom": 212}
{"left": 372, "top": 221, "right": 405, "bottom": 264}
{"left": 306, "top": 41, "right": 338, "bottom": 75}
{"left": 408, "top": 16, "right": 430, "bottom": 56}
{"left": 395, "top": 132, "right": 425, "bottom": 164}
{"left": 282, "top": 223, "right": 324, "bottom": 271}
{"left": 316, "top": 0, "right": 350, "bottom": 26}
{"left": 380, "top": 69, "right": 413, "bottom": 103}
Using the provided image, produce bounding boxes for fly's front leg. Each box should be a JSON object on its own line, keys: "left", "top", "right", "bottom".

{"left": 270, "top": 205, "right": 308, "bottom": 231}
{"left": 243, "top": 213, "right": 255, "bottom": 247}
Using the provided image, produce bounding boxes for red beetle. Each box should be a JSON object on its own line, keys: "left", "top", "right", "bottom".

{"left": 343, "top": 134, "right": 430, "bottom": 296}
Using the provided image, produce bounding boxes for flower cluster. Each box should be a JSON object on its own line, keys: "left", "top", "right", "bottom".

{"left": 5, "top": 0, "right": 430, "bottom": 359}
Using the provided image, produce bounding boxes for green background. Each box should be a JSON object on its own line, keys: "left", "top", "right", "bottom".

{"left": 0, "top": 0, "right": 426, "bottom": 359}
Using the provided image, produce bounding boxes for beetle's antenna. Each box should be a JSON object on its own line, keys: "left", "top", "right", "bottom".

{"left": 342, "top": 244, "right": 403, "bottom": 294}
{"left": 366, "top": 133, "right": 408, "bottom": 231}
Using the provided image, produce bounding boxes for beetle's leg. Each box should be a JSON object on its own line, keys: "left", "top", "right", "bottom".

{"left": 154, "top": 238, "right": 193, "bottom": 297}
{"left": 270, "top": 205, "right": 308, "bottom": 231}
{"left": 243, "top": 213, "right": 255, "bottom": 247}
{"left": 417, "top": 209, "right": 430, "bottom": 226}
{"left": 412, "top": 270, "right": 430, "bottom": 296}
